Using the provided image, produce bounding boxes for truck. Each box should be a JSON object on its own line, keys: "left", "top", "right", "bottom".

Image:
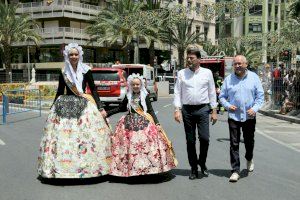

{"left": 112, "top": 64, "right": 158, "bottom": 101}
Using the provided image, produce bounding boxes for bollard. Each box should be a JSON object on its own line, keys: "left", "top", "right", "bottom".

{"left": 2, "top": 94, "right": 8, "bottom": 124}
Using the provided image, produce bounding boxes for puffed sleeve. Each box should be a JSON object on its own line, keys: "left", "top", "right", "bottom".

{"left": 85, "top": 70, "right": 103, "bottom": 110}
{"left": 53, "top": 73, "right": 65, "bottom": 104}
{"left": 146, "top": 95, "right": 159, "bottom": 124}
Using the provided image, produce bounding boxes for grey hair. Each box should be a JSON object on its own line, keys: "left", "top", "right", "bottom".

{"left": 234, "top": 55, "right": 247, "bottom": 63}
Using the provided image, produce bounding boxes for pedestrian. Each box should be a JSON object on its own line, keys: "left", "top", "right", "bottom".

{"left": 214, "top": 71, "right": 224, "bottom": 114}
{"left": 173, "top": 47, "right": 218, "bottom": 180}
{"left": 219, "top": 55, "right": 264, "bottom": 182}
{"left": 110, "top": 73, "right": 177, "bottom": 177}
{"left": 37, "top": 43, "right": 112, "bottom": 179}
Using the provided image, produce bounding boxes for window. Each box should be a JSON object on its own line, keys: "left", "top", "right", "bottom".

{"left": 275, "top": 6, "right": 278, "bottom": 18}
{"left": 204, "top": 26, "right": 209, "bottom": 41}
{"left": 83, "top": 48, "right": 95, "bottom": 63}
{"left": 249, "top": 23, "right": 262, "bottom": 33}
{"left": 187, "top": 1, "right": 192, "bottom": 13}
{"left": 249, "top": 5, "right": 262, "bottom": 15}
{"left": 225, "top": 24, "right": 231, "bottom": 37}
{"left": 196, "top": 3, "right": 201, "bottom": 15}
{"left": 196, "top": 25, "right": 201, "bottom": 42}
{"left": 92, "top": 71, "right": 119, "bottom": 81}
{"left": 40, "top": 47, "right": 62, "bottom": 62}
{"left": 252, "top": 41, "right": 262, "bottom": 50}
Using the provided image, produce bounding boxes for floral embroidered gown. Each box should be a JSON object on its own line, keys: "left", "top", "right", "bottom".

{"left": 37, "top": 70, "right": 111, "bottom": 178}
{"left": 110, "top": 94, "right": 177, "bottom": 177}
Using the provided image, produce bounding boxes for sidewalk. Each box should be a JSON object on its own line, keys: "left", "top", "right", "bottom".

{"left": 259, "top": 108, "right": 300, "bottom": 124}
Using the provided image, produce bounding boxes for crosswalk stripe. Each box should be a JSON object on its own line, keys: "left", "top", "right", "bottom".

{"left": 0, "top": 138, "right": 5, "bottom": 146}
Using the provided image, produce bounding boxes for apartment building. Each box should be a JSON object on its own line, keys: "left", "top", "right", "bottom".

{"left": 216, "top": 0, "right": 292, "bottom": 62}
{"left": 1, "top": 0, "right": 216, "bottom": 80}
{"left": 1, "top": 0, "right": 128, "bottom": 80}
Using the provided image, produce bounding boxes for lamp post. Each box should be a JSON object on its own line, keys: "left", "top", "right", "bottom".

{"left": 27, "top": 45, "right": 31, "bottom": 82}
{"left": 154, "top": 56, "right": 157, "bottom": 77}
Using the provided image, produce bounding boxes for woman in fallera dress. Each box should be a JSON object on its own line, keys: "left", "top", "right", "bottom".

{"left": 110, "top": 73, "right": 177, "bottom": 177}
{"left": 37, "top": 43, "right": 111, "bottom": 179}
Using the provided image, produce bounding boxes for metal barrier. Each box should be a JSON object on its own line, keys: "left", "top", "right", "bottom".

{"left": 1, "top": 89, "right": 42, "bottom": 124}
{"left": 270, "top": 77, "right": 300, "bottom": 114}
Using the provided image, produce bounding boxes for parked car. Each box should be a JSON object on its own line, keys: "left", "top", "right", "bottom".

{"left": 87, "top": 68, "right": 128, "bottom": 110}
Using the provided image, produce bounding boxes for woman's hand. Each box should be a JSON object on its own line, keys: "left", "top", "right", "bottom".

{"left": 100, "top": 109, "right": 107, "bottom": 118}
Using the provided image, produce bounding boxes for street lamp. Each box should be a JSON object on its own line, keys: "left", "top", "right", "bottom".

{"left": 27, "top": 45, "right": 31, "bottom": 82}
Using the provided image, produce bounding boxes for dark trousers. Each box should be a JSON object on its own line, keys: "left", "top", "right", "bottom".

{"left": 228, "top": 118, "right": 256, "bottom": 173}
{"left": 182, "top": 104, "right": 210, "bottom": 170}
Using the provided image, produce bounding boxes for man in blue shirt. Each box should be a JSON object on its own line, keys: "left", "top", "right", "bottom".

{"left": 219, "top": 55, "right": 264, "bottom": 182}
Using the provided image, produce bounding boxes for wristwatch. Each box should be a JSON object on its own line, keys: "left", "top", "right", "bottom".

{"left": 174, "top": 107, "right": 181, "bottom": 112}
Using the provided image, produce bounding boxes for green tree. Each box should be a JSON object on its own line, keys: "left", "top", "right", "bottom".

{"left": 290, "top": 0, "right": 300, "bottom": 20}
{"left": 164, "top": 17, "right": 203, "bottom": 68}
{"left": 141, "top": 0, "right": 163, "bottom": 66}
{"left": 87, "top": 0, "right": 162, "bottom": 64}
{"left": 0, "top": 2, "right": 41, "bottom": 82}
{"left": 201, "top": 41, "right": 218, "bottom": 56}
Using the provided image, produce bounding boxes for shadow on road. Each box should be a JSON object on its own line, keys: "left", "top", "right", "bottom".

{"left": 216, "top": 138, "right": 244, "bottom": 143}
{"left": 108, "top": 172, "right": 175, "bottom": 185}
{"left": 171, "top": 169, "right": 209, "bottom": 179}
{"left": 209, "top": 169, "right": 249, "bottom": 179}
{"left": 37, "top": 175, "right": 109, "bottom": 186}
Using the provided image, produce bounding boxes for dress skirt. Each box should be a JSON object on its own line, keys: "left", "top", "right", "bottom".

{"left": 37, "top": 95, "right": 111, "bottom": 178}
{"left": 110, "top": 113, "right": 177, "bottom": 177}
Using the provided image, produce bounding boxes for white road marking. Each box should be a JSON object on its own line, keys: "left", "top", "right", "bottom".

{"left": 263, "top": 130, "right": 297, "bottom": 135}
{"left": 256, "top": 129, "right": 300, "bottom": 153}
{"left": 0, "top": 138, "right": 5, "bottom": 146}
{"left": 163, "top": 104, "right": 172, "bottom": 108}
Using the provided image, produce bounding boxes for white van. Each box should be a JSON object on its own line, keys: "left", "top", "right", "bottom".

{"left": 112, "top": 64, "right": 158, "bottom": 101}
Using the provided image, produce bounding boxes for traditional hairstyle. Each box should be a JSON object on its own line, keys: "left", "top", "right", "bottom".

{"left": 126, "top": 73, "right": 148, "bottom": 113}
{"left": 62, "top": 43, "right": 90, "bottom": 93}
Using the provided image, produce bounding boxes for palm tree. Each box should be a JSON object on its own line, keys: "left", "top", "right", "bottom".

{"left": 165, "top": 17, "right": 203, "bottom": 69}
{"left": 236, "top": 44, "right": 262, "bottom": 69}
{"left": 0, "top": 2, "right": 41, "bottom": 82}
{"left": 87, "top": 0, "right": 161, "bottom": 64}
{"left": 141, "top": 0, "right": 162, "bottom": 66}
{"left": 202, "top": 41, "right": 218, "bottom": 56}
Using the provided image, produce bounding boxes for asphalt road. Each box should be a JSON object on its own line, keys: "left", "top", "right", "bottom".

{"left": 0, "top": 97, "right": 299, "bottom": 200}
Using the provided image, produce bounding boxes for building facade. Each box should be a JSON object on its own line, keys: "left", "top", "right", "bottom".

{"left": 1, "top": 0, "right": 216, "bottom": 81}
{"left": 216, "top": 0, "right": 292, "bottom": 63}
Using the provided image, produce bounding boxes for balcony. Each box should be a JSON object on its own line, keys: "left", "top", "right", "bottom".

{"left": 16, "top": 0, "right": 100, "bottom": 20}
{"left": 13, "top": 27, "right": 103, "bottom": 47}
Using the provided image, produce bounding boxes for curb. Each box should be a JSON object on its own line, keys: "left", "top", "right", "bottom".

{"left": 258, "top": 109, "right": 300, "bottom": 124}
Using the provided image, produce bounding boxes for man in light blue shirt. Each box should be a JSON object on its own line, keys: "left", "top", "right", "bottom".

{"left": 219, "top": 55, "right": 264, "bottom": 182}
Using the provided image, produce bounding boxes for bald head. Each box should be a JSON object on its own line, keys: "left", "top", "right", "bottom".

{"left": 233, "top": 55, "right": 248, "bottom": 77}
{"left": 235, "top": 55, "right": 247, "bottom": 64}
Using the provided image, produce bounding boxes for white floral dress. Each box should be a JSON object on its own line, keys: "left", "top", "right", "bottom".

{"left": 38, "top": 95, "right": 111, "bottom": 178}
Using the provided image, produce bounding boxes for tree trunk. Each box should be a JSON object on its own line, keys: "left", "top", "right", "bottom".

{"left": 178, "top": 49, "right": 185, "bottom": 69}
{"left": 149, "top": 40, "right": 155, "bottom": 66}
{"left": 3, "top": 44, "right": 12, "bottom": 83}
{"left": 133, "top": 37, "right": 139, "bottom": 64}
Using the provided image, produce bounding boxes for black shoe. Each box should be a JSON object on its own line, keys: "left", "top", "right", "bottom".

{"left": 189, "top": 169, "right": 198, "bottom": 180}
{"left": 201, "top": 166, "right": 209, "bottom": 176}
